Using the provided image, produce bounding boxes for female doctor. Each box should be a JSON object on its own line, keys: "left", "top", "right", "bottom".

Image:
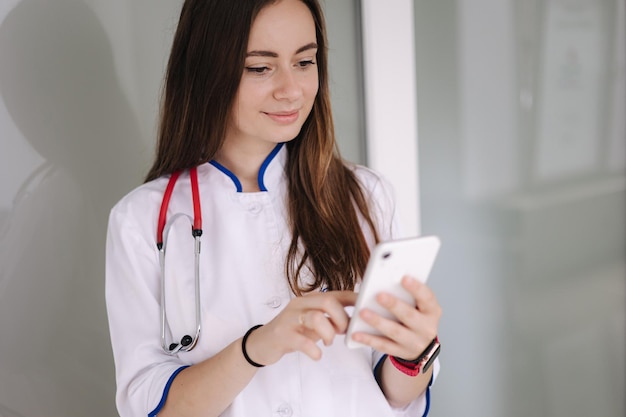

{"left": 105, "top": 0, "right": 442, "bottom": 416}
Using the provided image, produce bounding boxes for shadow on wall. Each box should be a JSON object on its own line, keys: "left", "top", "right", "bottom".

{"left": 0, "top": 0, "right": 146, "bottom": 415}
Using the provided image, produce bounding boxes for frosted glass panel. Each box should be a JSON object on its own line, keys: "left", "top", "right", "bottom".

{"left": 414, "top": 1, "right": 625, "bottom": 416}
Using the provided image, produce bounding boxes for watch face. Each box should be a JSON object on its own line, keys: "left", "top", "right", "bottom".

{"left": 390, "top": 337, "right": 440, "bottom": 377}
{"left": 420, "top": 341, "right": 441, "bottom": 373}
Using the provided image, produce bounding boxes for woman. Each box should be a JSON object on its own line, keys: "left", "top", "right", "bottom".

{"left": 105, "top": 0, "right": 441, "bottom": 416}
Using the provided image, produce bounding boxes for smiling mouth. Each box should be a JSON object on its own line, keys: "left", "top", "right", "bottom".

{"left": 264, "top": 110, "right": 299, "bottom": 124}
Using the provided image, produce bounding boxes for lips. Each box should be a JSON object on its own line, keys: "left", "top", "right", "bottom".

{"left": 264, "top": 110, "right": 300, "bottom": 124}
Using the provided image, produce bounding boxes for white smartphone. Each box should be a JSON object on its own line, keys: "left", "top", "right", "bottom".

{"left": 345, "top": 235, "right": 441, "bottom": 349}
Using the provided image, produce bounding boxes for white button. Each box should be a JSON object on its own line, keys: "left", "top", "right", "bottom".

{"left": 248, "top": 203, "right": 262, "bottom": 214}
{"left": 266, "top": 297, "right": 282, "bottom": 309}
{"left": 276, "top": 403, "right": 293, "bottom": 417}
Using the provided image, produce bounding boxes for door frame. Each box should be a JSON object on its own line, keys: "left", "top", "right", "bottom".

{"left": 360, "top": 0, "right": 421, "bottom": 236}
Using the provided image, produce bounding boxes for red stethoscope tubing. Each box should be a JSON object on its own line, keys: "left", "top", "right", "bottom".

{"left": 156, "top": 167, "right": 202, "bottom": 249}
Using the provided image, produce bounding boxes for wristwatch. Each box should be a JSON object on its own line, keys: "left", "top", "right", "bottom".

{"left": 389, "top": 337, "right": 440, "bottom": 377}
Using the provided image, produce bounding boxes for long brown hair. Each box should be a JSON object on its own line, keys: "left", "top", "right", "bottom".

{"left": 146, "top": 0, "right": 380, "bottom": 295}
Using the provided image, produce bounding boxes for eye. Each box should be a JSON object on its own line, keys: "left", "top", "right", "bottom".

{"left": 297, "top": 60, "right": 316, "bottom": 69}
{"left": 246, "top": 66, "right": 270, "bottom": 74}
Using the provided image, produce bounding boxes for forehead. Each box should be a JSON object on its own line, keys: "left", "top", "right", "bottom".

{"left": 247, "top": 0, "right": 317, "bottom": 51}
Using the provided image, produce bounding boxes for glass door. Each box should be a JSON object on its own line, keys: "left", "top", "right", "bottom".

{"left": 412, "top": 0, "right": 625, "bottom": 416}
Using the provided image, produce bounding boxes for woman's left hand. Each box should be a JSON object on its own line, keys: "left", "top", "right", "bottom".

{"left": 350, "top": 275, "right": 441, "bottom": 360}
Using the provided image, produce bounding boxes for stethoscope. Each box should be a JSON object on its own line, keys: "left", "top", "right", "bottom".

{"left": 156, "top": 167, "right": 202, "bottom": 355}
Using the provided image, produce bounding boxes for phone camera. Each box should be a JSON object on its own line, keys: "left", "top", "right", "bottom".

{"left": 382, "top": 252, "right": 391, "bottom": 259}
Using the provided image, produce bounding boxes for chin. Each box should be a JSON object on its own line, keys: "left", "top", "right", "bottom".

{"left": 271, "top": 128, "right": 305, "bottom": 143}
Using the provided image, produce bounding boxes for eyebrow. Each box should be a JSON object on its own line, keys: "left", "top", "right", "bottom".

{"left": 246, "top": 42, "right": 318, "bottom": 58}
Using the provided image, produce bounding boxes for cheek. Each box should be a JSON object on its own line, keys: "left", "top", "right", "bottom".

{"left": 304, "top": 78, "right": 319, "bottom": 102}
{"left": 234, "top": 81, "right": 264, "bottom": 110}
{"left": 230, "top": 99, "right": 244, "bottom": 129}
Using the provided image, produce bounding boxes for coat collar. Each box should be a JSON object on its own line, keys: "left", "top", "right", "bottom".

{"left": 207, "top": 143, "right": 286, "bottom": 193}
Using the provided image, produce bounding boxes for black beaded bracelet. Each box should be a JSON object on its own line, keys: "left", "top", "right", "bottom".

{"left": 242, "top": 324, "right": 265, "bottom": 368}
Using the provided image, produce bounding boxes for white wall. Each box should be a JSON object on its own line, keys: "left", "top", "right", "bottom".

{"left": 0, "top": 0, "right": 158, "bottom": 415}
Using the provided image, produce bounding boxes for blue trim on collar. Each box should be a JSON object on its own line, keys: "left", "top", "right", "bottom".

{"left": 257, "top": 143, "right": 284, "bottom": 192}
{"left": 209, "top": 160, "right": 243, "bottom": 192}
{"left": 209, "top": 143, "right": 284, "bottom": 193}
{"left": 148, "top": 365, "right": 189, "bottom": 417}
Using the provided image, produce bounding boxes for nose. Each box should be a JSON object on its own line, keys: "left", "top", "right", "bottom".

{"left": 273, "top": 68, "right": 302, "bottom": 101}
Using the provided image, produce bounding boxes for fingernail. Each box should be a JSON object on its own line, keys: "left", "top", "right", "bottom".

{"left": 404, "top": 276, "right": 418, "bottom": 287}
{"left": 377, "top": 293, "right": 389, "bottom": 304}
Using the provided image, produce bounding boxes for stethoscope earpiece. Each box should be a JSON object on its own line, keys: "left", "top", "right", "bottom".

{"left": 167, "top": 335, "right": 193, "bottom": 353}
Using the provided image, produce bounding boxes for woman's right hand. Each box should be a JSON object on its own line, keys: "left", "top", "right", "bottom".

{"left": 244, "top": 291, "right": 357, "bottom": 365}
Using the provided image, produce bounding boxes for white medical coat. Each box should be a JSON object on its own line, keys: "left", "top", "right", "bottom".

{"left": 106, "top": 144, "right": 438, "bottom": 417}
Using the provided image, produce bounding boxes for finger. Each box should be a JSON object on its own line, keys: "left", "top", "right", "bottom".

{"left": 301, "top": 310, "right": 338, "bottom": 346}
{"left": 300, "top": 291, "right": 356, "bottom": 333}
{"left": 349, "top": 311, "right": 412, "bottom": 358}
{"left": 388, "top": 278, "right": 441, "bottom": 344}
{"left": 402, "top": 276, "right": 441, "bottom": 316}
{"left": 327, "top": 290, "right": 358, "bottom": 307}
{"left": 322, "top": 291, "right": 358, "bottom": 333}
{"left": 351, "top": 309, "right": 426, "bottom": 360}
{"left": 351, "top": 330, "right": 405, "bottom": 358}
{"left": 375, "top": 291, "right": 421, "bottom": 330}
{"left": 358, "top": 307, "right": 415, "bottom": 351}
{"left": 291, "top": 332, "right": 323, "bottom": 360}
{"left": 300, "top": 290, "right": 357, "bottom": 308}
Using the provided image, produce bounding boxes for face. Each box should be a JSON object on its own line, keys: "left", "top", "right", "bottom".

{"left": 225, "top": 0, "right": 319, "bottom": 155}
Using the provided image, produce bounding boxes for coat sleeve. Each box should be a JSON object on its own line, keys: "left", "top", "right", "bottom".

{"left": 105, "top": 201, "right": 187, "bottom": 417}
